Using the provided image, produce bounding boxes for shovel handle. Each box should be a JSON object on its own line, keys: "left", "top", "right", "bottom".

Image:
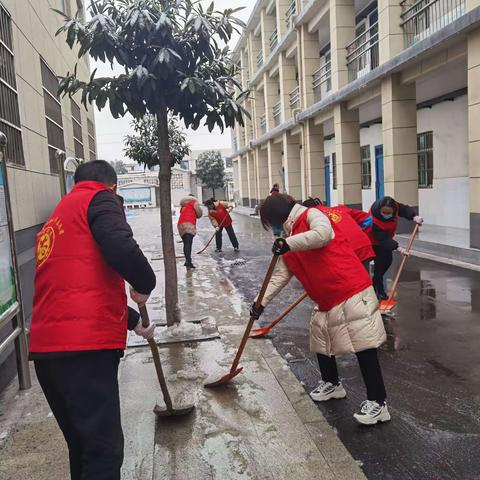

{"left": 384, "top": 223, "right": 420, "bottom": 306}
{"left": 269, "top": 292, "right": 308, "bottom": 330}
{"left": 230, "top": 255, "right": 279, "bottom": 372}
{"left": 139, "top": 305, "right": 174, "bottom": 412}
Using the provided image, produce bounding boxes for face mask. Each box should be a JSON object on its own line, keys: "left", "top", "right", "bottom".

{"left": 381, "top": 213, "right": 393, "bottom": 220}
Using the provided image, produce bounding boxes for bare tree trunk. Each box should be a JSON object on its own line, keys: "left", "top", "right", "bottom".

{"left": 157, "top": 108, "right": 180, "bottom": 326}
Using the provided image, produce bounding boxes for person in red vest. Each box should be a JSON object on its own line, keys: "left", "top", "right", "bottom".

{"left": 205, "top": 198, "right": 240, "bottom": 253}
{"left": 177, "top": 195, "right": 203, "bottom": 270}
{"left": 353, "top": 196, "right": 423, "bottom": 300}
{"left": 254, "top": 194, "right": 389, "bottom": 426}
{"left": 29, "top": 160, "right": 157, "bottom": 480}
{"left": 302, "top": 197, "right": 375, "bottom": 268}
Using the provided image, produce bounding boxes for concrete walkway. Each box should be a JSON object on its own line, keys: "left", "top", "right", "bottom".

{"left": 0, "top": 208, "right": 365, "bottom": 480}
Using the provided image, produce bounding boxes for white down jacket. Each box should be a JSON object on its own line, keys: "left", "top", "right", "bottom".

{"left": 262, "top": 204, "right": 386, "bottom": 357}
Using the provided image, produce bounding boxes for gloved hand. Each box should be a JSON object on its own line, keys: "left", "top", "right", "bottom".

{"left": 134, "top": 320, "right": 155, "bottom": 340}
{"left": 397, "top": 247, "right": 410, "bottom": 256}
{"left": 413, "top": 215, "right": 424, "bottom": 225}
{"left": 250, "top": 302, "right": 264, "bottom": 320}
{"left": 272, "top": 238, "right": 290, "bottom": 256}
{"left": 130, "top": 288, "right": 149, "bottom": 307}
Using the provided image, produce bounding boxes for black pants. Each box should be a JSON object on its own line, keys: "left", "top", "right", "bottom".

{"left": 373, "top": 245, "right": 393, "bottom": 295}
{"left": 34, "top": 351, "right": 124, "bottom": 480}
{"left": 317, "top": 348, "right": 387, "bottom": 404}
{"left": 182, "top": 233, "right": 194, "bottom": 265}
{"left": 215, "top": 225, "right": 239, "bottom": 250}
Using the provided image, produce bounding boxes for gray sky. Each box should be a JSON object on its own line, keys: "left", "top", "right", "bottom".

{"left": 93, "top": 1, "right": 253, "bottom": 162}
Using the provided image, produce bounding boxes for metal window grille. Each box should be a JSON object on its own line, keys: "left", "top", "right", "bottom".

{"left": 172, "top": 174, "right": 184, "bottom": 189}
{"left": 346, "top": 22, "right": 379, "bottom": 82}
{"left": 87, "top": 118, "right": 96, "bottom": 160}
{"left": 332, "top": 152, "right": 337, "bottom": 190}
{"left": 71, "top": 99, "right": 84, "bottom": 160}
{"left": 0, "top": 5, "right": 24, "bottom": 166}
{"left": 41, "top": 59, "right": 65, "bottom": 173}
{"left": 74, "top": 139, "right": 84, "bottom": 160}
{"left": 360, "top": 145, "right": 372, "bottom": 189}
{"left": 273, "top": 101, "right": 282, "bottom": 126}
{"left": 417, "top": 131, "right": 433, "bottom": 188}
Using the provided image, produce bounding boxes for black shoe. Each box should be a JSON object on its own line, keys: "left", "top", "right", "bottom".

{"left": 234, "top": 247, "right": 240, "bottom": 252}
{"left": 215, "top": 248, "right": 222, "bottom": 253}
{"left": 185, "top": 263, "right": 196, "bottom": 270}
{"left": 374, "top": 285, "right": 388, "bottom": 301}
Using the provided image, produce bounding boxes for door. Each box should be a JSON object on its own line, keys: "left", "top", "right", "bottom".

{"left": 374, "top": 145, "right": 384, "bottom": 200}
{"left": 324, "top": 156, "right": 331, "bottom": 206}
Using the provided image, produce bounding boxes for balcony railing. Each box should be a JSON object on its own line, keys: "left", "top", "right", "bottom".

{"left": 312, "top": 62, "right": 332, "bottom": 103}
{"left": 273, "top": 101, "right": 282, "bottom": 127}
{"left": 270, "top": 29, "right": 278, "bottom": 51}
{"left": 286, "top": 0, "right": 297, "bottom": 29}
{"left": 289, "top": 86, "right": 300, "bottom": 111}
{"left": 233, "top": 137, "right": 238, "bottom": 151}
{"left": 346, "top": 22, "right": 379, "bottom": 82}
{"left": 400, "top": 0, "right": 465, "bottom": 48}
{"left": 260, "top": 115, "right": 267, "bottom": 135}
{"left": 257, "top": 50, "right": 264, "bottom": 68}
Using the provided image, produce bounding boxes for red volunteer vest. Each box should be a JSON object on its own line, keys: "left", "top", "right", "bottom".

{"left": 209, "top": 203, "right": 232, "bottom": 228}
{"left": 368, "top": 206, "right": 399, "bottom": 245}
{"left": 29, "top": 181, "right": 128, "bottom": 353}
{"left": 178, "top": 200, "right": 198, "bottom": 226}
{"left": 283, "top": 209, "right": 372, "bottom": 312}
{"left": 318, "top": 206, "right": 375, "bottom": 262}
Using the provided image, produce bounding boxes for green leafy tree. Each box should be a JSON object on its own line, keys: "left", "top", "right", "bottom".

{"left": 55, "top": 0, "right": 248, "bottom": 326}
{"left": 110, "top": 159, "right": 128, "bottom": 175}
{"left": 124, "top": 115, "right": 190, "bottom": 170}
{"left": 196, "top": 150, "right": 225, "bottom": 199}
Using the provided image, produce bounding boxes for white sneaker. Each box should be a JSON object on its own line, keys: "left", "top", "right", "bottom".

{"left": 354, "top": 400, "right": 391, "bottom": 425}
{"left": 310, "top": 381, "right": 347, "bottom": 402}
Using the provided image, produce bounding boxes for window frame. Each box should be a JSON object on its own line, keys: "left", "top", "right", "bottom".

{"left": 332, "top": 152, "right": 337, "bottom": 190}
{"left": 417, "top": 131, "right": 433, "bottom": 189}
{"left": 360, "top": 145, "right": 372, "bottom": 189}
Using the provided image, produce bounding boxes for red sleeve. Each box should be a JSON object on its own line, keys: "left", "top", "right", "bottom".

{"left": 346, "top": 207, "right": 369, "bottom": 225}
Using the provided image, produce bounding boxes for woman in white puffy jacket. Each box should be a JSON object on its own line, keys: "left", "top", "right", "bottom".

{"left": 254, "top": 194, "right": 390, "bottom": 426}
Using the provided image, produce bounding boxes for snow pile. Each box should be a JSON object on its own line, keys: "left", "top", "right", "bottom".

{"left": 155, "top": 321, "right": 202, "bottom": 339}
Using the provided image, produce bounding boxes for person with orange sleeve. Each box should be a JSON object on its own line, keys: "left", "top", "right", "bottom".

{"left": 177, "top": 195, "right": 203, "bottom": 270}
{"left": 349, "top": 197, "right": 423, "bottom": 300}
{"left": 205, "top": 198, "right": 240, "bottom": 253}
{"left": 254, "top": 194, "right": 389, "bottom": 426}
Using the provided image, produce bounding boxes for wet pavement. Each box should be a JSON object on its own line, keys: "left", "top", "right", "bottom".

{"left": 195, "top": 211, "right": 480, "bottom": 480}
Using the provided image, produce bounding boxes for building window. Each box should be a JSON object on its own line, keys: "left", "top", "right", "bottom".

{"left": 87, "top": 118, "right": 96, "bottom": 160}
{"left": 0, "top": 4, "right": 25, "bottom": 166}
{"left": 360, "top": 145, "right": 372, "bottom": 189}
{"left": 41, "top": 59, "right": 65, "bottom": 174}
{"left": 171, "top": 174, "right": 184, "bottom": 189}
{"left": 332, "top": 152, "right": 337, "bottom": 190}
{"left": 417, "top": 131, "right": 433, "bottom": 188}
{"left": 71, "top": 99, "right": 84, "bottom": 161}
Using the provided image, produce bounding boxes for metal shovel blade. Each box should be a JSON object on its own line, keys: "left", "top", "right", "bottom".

{"left": 250, "top": 326, "right": 271, "bottom": 338}
{"left": 153, "top": 403, "right": 195, "bottom": 417}
{"left": 379, "top": 299, "right": 397, "bottom": 313}
{"left": 204, "top": 367, "right": 243, "bottom": 388}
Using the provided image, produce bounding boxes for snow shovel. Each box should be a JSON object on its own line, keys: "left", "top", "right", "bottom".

{"left": 250, "top": 292, "right": 308, "bottom": 338}
{"left": 204, "top": 255, "right": 279, "bottom": 387}
{"left": 197, "top": 207, "right": 234, "bottom": 255}
{"left": 139, "top": 305, "right": 195, "bottom": 417}
{"left": 380, "top": 223, "right": 420, "bottom": 314}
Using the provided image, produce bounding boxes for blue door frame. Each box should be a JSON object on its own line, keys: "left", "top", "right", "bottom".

{"left": 374, "top": 145, "right": 384, "bottom": 200}
{"left": 324, "top": 156, "right": 331, "bottom": 206}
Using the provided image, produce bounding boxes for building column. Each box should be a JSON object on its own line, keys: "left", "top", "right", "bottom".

{"left": 264, "top": 73, "right": 279, "bottom": 130}
{"left": 279, "top": 52, "right": 297, "bottom": 121}
{"left": 248, "top": 151, "right": 258, "bottom": 208}
{"left": 303, "top": 120, "right": 325, "bottom": 199}
{"left": 283, "top": 131, "right": 302, "bottom": 199}
{"left": 299, "top": 25, "right": 319, "bottom": 109}
{"left": 261, "top": 9, "right": 276, "bottom": 61}
{"left": 233, "top": 158, "right": 240, "bottom": 204}
{"left": 378, "top": 0, "right": 405, "bottom": 64}
{"left": 381, "top": 74, "right": 418, "bottom": 232}
{"left": 276, "top": 0, "right": 291, "bottom": 39}
{"left": 240, "top": 155, "right": 249, "bottom": 206}
{"left": 334, "top": 103, "right": 362, "bottom": 207}
{"left": 330, "top": 0, "right": 356, "bottom": 91}
{"left": 257, "top": 147, "right": 270, "bottom": 201}
{"left": 468, "top": 30, "right": 480, "bottom": 248}
{"left": 248, "top": 32, "right": 262, "bottom": 78}
{"left": 268, "top": 140, "right": 283, "bottom": 190}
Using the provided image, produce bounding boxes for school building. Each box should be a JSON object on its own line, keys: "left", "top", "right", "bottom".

{"left": 0, "top": 0, "right": 96, "bottom": 389}
{"left": 230, "top": 0, "right": 480, "bottom": 254}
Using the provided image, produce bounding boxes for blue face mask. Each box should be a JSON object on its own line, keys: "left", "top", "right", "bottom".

{"left": 381, "top": 213, "right": 393, "bottom": 220}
